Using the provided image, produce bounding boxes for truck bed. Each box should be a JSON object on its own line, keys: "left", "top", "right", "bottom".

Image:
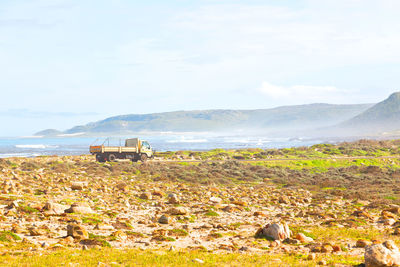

{"left": 90, "top": 145, "right": 139, "bottom": 154}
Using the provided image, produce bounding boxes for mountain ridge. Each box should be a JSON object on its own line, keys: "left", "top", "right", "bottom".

{"left": 332, "top": 92, "right": 400, "bottom": 135}
{"left": 36, "top": 103, "right": 374, "bottom": 137}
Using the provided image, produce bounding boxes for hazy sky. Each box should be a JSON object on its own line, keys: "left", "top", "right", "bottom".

{"left": 1, "top": 0, "right": 400, "bottom": 136}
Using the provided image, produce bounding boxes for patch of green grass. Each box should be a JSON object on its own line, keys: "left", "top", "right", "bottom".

{"left": 87, "top": 233, "right": 112, "bottom": 247}
{"left": 82, "top": 216, "right": 102, "bottom": 225}
{"left": 168, "top": 229, "right": 188, "bottom": 237}
{"left": 209, "top": 232, "right": 223, "bottom": 238}
{"left": 0, "top": 247, "right": 363, "bottom": 266}
{"left": 18, "top": 205, "right": 39, "bottom": 214}
{"left": 322, "top": 187, "right": 346, "bottom": 191}
{"left": 300, "top": 226, "right": 385, "bottom": 242}
{"left": 0, "top": 231, "right": 21, "bottom": 242}
{"left": 228, "top": 222, "right": 242, "bottom": 230}
{"left": 204, "top": 210, "right": 219, "bottom": 217}
{"left": 126, "top": 231, "right": 145, "bottom": 238}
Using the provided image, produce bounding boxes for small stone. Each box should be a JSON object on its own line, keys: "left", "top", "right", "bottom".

{"left": 139, "top": 192, "right": 152, "bottom": 200}
{"left": 321, "top": 244, "right": 333, "bottom": 253}
{"left": 270, "top": 240, "right": 281, "bottom": 247}
{"left": 152, "top": 190, "right": 163, "bottom": 197}
{"left": 67, "top": 224, "right": 88, "bottom": 240}
{"left": 112, "top": 220, "right": 133, "bottom": 230}
{"left": 158, "top": 215, "right": 170, "bottom": 224}
{"left": 284, "top": 238, "right": 300, "bottom": 245}
{"left": 356, "top": 239, "right": 370, "bottom": 248}
{"left": 43, "top": 202, "right": 68, "bottom": 215}
{"left": 295, "top": 233, "right": 313, "bottom": 243}
{"left": 307, "top": 253, "right": 316, "bottom": 260}
{"left": 94, "top": 223, "right": 114, "bottom": 231}
{"left": 209, "top": 197, "right": 222, "bottom": 204}
{"left": 253, "top": 211, "right": 266, "bottom": 217}
{"left": 29, "top": 227, "right": 48, "bottom": 236}
{"left": 65, "top": 203, "right": 94, "bottom": 214}
{"left": 116, "top": 182, "right": 129, "bottom": 192}
{"left": 167, "top": 207, "right": 187, "bottom": 215}
{"left": 6, "top": 200, "right": 19, "bottom": 209}
{"left": 193, "top": 258, "right": 204, "bottom": 264}
{"left": 383, "top": 240, "right": 397, "bottom": 250}
{"left": 112, "top": 230, "right": 127, "bottom": 241}
{"left": 168, "top": 194, "right": 180, "bottom": 204}
{"left": 383, "top": 218, "right": 396, "bottom": 226}
{"left": 279, "top": 196, "right": 290, "bottom": 204}
{"left": 394, "top": 228, "right": 400, "bottom": 235}
{"left": 11, "top": 224, "right": 23, "bottom": 234}
{"left": 63, "top": 236, "right": 75, "bottom": 245}
{"left": 71, "top": 182, "right": 86, "bottom": 190}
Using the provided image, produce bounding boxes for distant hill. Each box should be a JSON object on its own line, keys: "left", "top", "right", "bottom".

{"left": 34, "top": 129, "right": 62, "bottom": 137}
{"left": 36, "top": 103, "right": 373, "bottom": 137}
{"left": 334, "top": 92, "right": 400, "bottom": 135}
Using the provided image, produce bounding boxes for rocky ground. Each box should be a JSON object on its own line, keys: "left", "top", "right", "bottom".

{"left": 1, "top": 149, "right": 400, "bottom": 266}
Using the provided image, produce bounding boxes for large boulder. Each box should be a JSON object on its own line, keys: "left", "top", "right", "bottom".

{"left": 365, "top": 240, "right": 400, "bottom": 267}
{"left": 256, "top": 223, "right": 291, "bottom": 241}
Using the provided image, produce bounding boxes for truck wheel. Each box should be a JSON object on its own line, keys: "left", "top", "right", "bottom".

{"left": 141, "top": 154, "right": 148, "bottom": 162}
{"left": 108, "top": 154, "right": 117, "bottom": 162}
{"left": 96, "top": 154, "right": 105, "bottom": 162}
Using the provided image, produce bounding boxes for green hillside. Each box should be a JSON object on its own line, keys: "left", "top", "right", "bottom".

{"left": 337, "top": 92, "right": 400, "bottom": 135}
{"left": 35, "top": 103, "right": 373, "bottom": 136}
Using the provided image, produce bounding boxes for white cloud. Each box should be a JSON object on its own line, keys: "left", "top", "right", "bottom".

{"left": 257, "top": 82, "right": 348, "bottom": 103}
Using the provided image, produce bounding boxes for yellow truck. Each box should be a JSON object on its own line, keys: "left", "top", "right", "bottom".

{"left": 90, "top": 138, "right": 154, "bottom": 162}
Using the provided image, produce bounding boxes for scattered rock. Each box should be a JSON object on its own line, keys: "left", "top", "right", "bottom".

{"left": 256, "top": 223, "right": 291, "bottom": 241}
{"left": 357, "top": 239, "right": 371, "bottom": 248}
{"left": 167, "top": 207, "right": 187, "bottom": 215}
{"left": 112, "top": 230, "right": 127, "bottom": 241}
{"left": 365, "top": 240, "right": 400, "bottom": 267}
{"left": 193, "top": 258, "right": 204, "bottom": 264}
{"left": 65, "top": 203, "right": 94, "bottom": 214}
{"left": 295, "top": 233, "right": 313, "bottom": 243}
{"left": 43, "top": 202, "right": 68, "bottom": 215}
{"left": 158, "top": 215, "right": 170, "bottom": 224}
{"left": 210, "top": 197, "right": 222, "bottom": 204}
{"left": 67, "top": 224, "right": 88, "bottom": 240}
{"left": 71, "top": 182, "right": 86, "bottom": 190}
{"left": 28, "top": 226, "right": 49, "bottom": 236}
{"left": 139, "top": 192, "right": 152, "bottom": 200}
{"left": 116, "top": 182, "right": 129, "bottom": 192}
{"left": 279, "top": 196, "right": 290, "bottom": 204}
{"left": 167, "top": 194, "right": 180, "bottom": 204}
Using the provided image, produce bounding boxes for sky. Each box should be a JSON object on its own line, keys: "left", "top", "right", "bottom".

{"left": 1, "top": 0, "right": 400, "bottom": 136}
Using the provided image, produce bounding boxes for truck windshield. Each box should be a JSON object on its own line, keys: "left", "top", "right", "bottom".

{"left": 142, "top": 141, "right": 150, "bottom": 149}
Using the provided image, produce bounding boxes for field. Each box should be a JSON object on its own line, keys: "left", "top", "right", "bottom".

{"left": 1, "top": 139, "right": 400, "bottom": 266}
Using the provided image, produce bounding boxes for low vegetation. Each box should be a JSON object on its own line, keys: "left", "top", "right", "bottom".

{"left": 1, "top": 139, "right": 400, "bottom": 266}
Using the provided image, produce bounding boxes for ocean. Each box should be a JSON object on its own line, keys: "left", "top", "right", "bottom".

{"left": 0, "top": 133, "right": 325, "bottom": 158}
